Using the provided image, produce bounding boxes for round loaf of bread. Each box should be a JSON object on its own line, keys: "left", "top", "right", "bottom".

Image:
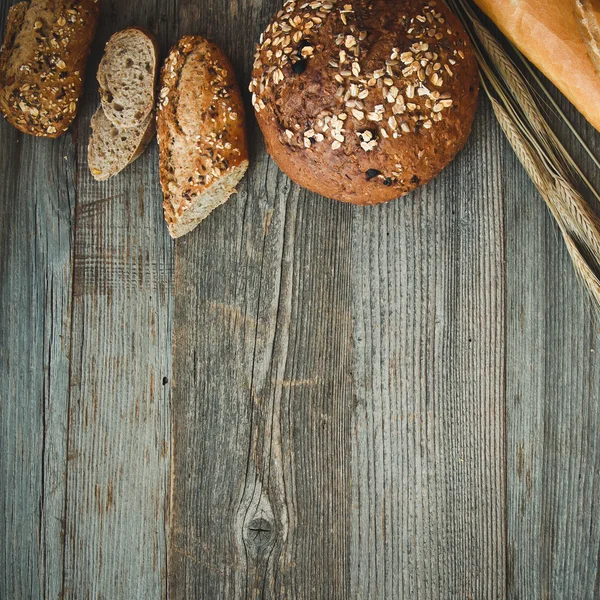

{"left": 250, "top": 0, "right": 479, "bottom": 205}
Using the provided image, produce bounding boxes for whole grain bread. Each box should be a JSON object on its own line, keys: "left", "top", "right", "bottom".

{"left": 88, "top": 108, "right": 155, "bottom": 181}
{"left": 98, "top": 27, "right": 159, "bottom": 128}
{"left": 157, "top": 36, "right": 249, "bottom": 238}
{"left": 250, "top": 0, "right": 479, "bottom": 205}
{"left": 0, "top": 0, "right": 100, "bottom": 137}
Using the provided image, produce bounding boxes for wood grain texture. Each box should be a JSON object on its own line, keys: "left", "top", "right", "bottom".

{"left": 350, "top": 100, "right": 506, "bottom": 599}
{"left": 505, "top": 90, "right": 600, "bottom": 599}
{"left": 170, "top": 2, "right": 355, "bottom": 598}
{"left": 60, "top": 2, "right": 174, "bottom": 598}
{"left": 0, "top": 0, "right": 76, "bottom": 592}
{"left": 2, "top": 0, "right": 600, "bottom": 598}
{"left": 170, "top": 1, "right": 506, "bottom": 597}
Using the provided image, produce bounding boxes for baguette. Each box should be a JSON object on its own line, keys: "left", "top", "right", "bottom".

{"left": 157, "top": 36, "right": 249, "bottom": 238}
{"left": 0, "top": 0, "right": 100, "bottom": 137}
{"left": 474, "top": 0, "right": 600, "bottom": 133}
{"left": 575, "top": 0, "right": 600, "bottom": 74}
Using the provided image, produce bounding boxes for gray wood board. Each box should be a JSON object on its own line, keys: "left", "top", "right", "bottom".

{"left": 60, "top": 1, "right": 174, "bottom": 598}
{"left": 2, "top": 0, "right": 600, "bottom": 598}
{"left": 505, "top": 93, "right": 600, "bottom": 598}
{"left": 0, "top": 100, "right": 76, "bottom": 600}
{"left": 170, "top": 0, "right": 506, "bottom": 596}
{"left": 0, "top": 0, "right": 174, "bottom": 598}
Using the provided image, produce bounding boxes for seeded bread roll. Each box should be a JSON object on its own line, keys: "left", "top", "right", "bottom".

{"left": 0, "top": 0, "right": 100, "bottom": 138}
{"left": 157, "top": 36, "right": 249, "bottom": 238}
{"left": 250, "top": 0, "right": 479, "bottom": 205}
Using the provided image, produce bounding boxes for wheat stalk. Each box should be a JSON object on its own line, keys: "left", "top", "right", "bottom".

{"left": 447, "top": 0, "right": 600, "bottom": 314}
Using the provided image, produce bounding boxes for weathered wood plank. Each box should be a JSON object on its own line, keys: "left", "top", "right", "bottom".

{"left": 0, "top": 0, "right": 76, "bottom": 594}
{"left": 60, "top": 2, "right": 174, "bottom": 597}
{"left": 170, "top": 2, "right": 356, "bottom": 598}
{"left": 171, "top": 0, "right": 507, "bottom": 596}
{"left": 505, "top": 91, "right": 600, "bottom": 598}
{"left": 350, "top": 99, "right": 506, "bottom": 599}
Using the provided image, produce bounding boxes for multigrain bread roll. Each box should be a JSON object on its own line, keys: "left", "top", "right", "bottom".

{"left": 575, "top": 0, "right": 600, "bottom": 74}
{"left": 0, "top": 0, "right": 100, "bottom": 137}
{"left": 157, "top": 36, "right": 249, "bottom": 238}
{"left": 474, "top": 0, "right": 600, "bottom": 134}
{"left": 250, "top": 0, "right": 479, "bottom": 205}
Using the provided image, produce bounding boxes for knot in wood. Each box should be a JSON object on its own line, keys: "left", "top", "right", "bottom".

{"left": 244, "top": 517, "right": 275, "bottom": 549}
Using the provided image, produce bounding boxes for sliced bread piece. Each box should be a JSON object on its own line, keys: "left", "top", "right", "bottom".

{"left": 98, "top": 27, "right": 159, "bottom": 128}
{"left": 88, "top": 108, "right": 155, "bottom": 181}
{"left": 157, "top": 36, "right": 249, "bottom": 238}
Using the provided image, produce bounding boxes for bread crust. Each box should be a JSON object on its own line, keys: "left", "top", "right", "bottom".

{"left": 98, "top": 26, "right": 159, "bottom": 128}
{"left": 474, "top": 0, "right": 600, "bottom": 134}
{"left": 250, "top": 0, "right": 479, "bottom": 205}
{"left": 0, "top": 0, "right": 100, "bottom": 138}
{"left": 157, "top": 36, "right": 249, "bottom": 236}
{"left": 575, "top": 0, "right": 600, "bottom": 74}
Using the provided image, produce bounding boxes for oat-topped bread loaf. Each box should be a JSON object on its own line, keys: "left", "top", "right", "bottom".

{"left": 0, "top": 0, "right": 100, "bottom": 137}
{"left": 157, "top": 36, "right": 249, "bottom": 238}
{"left": 250, "top": 0, "right": 479, "bottom": 205}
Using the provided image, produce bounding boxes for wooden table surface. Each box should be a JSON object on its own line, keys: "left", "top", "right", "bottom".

{"left": 2, "top": 1, "right": 600, "bottom": 598}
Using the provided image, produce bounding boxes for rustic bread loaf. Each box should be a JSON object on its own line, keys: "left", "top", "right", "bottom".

{"left": 0, "top": 0, "right": 100, "bottom": 137}
{"left": 88, "top": 108, "right": 155, "bottom": 181}
{"left": 575, "top": 0, "right": 600, "bottom": 74}
{"left": 157, "top": 36, "right": 249, "bottom": 238}
{"left": 98, "top": 27, "right": 159, "bottom": 128}
{"left": 250, "top": 0, "right": 479, "bottom": 205}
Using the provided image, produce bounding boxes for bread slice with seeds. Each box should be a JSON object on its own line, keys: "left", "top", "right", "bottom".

{"left": 98, "top": 27, "right": 159, "bottom": 128}
{"left": 157, "top": 36, "right": 249, "bottom": 238}
{"left": 88, "top": 107, "right": 155, "bottom": 181}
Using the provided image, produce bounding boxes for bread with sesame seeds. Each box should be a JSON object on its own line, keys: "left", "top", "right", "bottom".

{"left": 250, "top": 0, "right": 479, "bottom": 205}
{"left": 157, "top": 36, "right": 249, "bottom": 238}
{"left": 0, "top": 0, "right": 100, "bottom": 138}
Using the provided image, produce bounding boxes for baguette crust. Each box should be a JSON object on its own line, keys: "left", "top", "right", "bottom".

{"left": 0, "top": 0, "right": 100, "bottom": 137}
{"left": 474, "top": 0, "right": 600, "bottom": 133}
{"left": 575, "top": 0, "right": 600, "bottom": 74}
{"left": 157, "top": 36, "right": 248, "bottom": 237}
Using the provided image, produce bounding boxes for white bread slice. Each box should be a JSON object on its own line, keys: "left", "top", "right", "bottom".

{"left": 88, "top": 107, "right": 155, "bottom": 181}
{"left": 98, "top": 27, "right": 159, "bottom": 128}
{"left": 157, "top": 36, "right": 249, "bottom": 239}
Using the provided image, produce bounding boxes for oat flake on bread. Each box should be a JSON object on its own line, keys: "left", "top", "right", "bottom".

{"left": 250, "top": 0, "right": 479, "bottom": 205}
